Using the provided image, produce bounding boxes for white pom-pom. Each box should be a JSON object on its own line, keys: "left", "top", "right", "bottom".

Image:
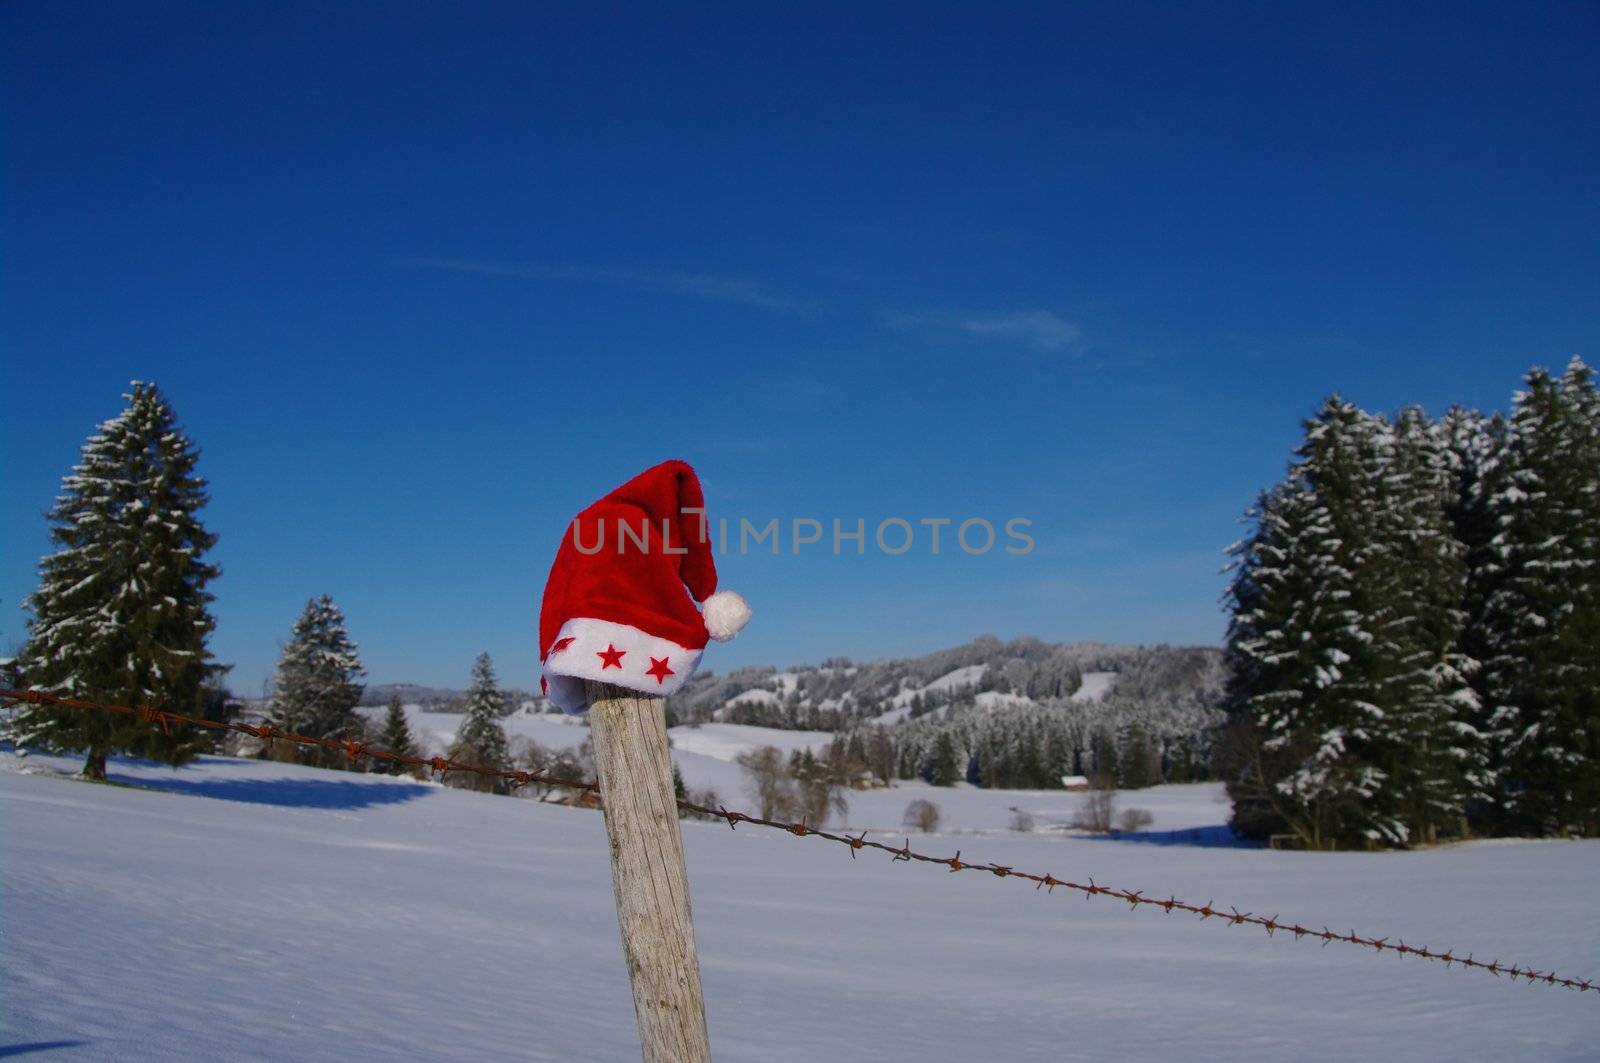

{"left": 702, "top": 590, "right": 751, "bottom": 642}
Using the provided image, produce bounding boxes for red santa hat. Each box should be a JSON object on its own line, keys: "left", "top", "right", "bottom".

{"left": 539, "top": 459, "right": 751, "bottom": 713}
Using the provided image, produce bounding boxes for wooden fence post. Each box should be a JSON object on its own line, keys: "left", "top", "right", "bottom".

{"left": 585, "top": 679, "right": 712, "bottom": 1063}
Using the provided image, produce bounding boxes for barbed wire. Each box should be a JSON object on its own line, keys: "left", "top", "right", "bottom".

{"left": 2, "top": 686, "right": 1594, "bottom": 998}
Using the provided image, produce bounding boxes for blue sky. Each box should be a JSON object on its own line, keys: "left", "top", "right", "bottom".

{"left": 4, "top": 3, "right": 1596, "bottom": 696}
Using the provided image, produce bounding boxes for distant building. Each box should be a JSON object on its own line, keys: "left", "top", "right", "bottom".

{"left": 1060, "top": 774, "right": 1090, "bottom": 791}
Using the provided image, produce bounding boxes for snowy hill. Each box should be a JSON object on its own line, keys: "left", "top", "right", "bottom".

{"left": 1070, "top": 670, "right": 1119, "bottom": 702}
{"left": 666, "top": 722, "right": 833, "bottom": 764}
{"left": 339, "top": 637, "right": 1222, "bottom": 745}
{"left": 356, "top": 682, "right": 540, "bottom": 711}
{"left": 339, "top": 637, "right": 1227, "bottom": 796}
{"left": 675, "top": 635, "right": 1224, "bottom": 730}
{"left": 3, "top": 748, "right": 1595, "bottom": 1061}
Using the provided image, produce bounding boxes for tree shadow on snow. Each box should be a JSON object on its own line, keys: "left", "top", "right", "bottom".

{"left": 0, "top": 1042, "right": 91, "bottom": 1058}
{"left": 105, "top": 772, "right": 432, "bottom": 811}
{"left": 1083, "top": 825, "right": 1260, "bottom": 849}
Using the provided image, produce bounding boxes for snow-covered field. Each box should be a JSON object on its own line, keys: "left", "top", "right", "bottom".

{"left": 357, "top": 705, "right": 839, "bottom": 805}
{"left": 3, "top": 735, "right": 1596, "bottom": 1061}
{"left": 358, "top": 705, "right": 595, "bottom": 760}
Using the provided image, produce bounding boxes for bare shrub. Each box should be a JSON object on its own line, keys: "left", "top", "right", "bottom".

{"left": 789, "top": 748, "right": 848, "bottom": 826}
{"left": 445, "top": 743, "right": 510, "bottom": 794}
{"left": 903, "top": 798, "right": 942, "bottom": 833}
{"left": 682, "top": 786, "right": 723, "bottom": 822}
{"left": 1009, "top": 809, "right": 1035, "bottom": 833}
{"left": 506, "top": 737, "right": 547, "bottom": 798}
{"left": 736, "top": 744, "right": 850, "bottom": 827}
{"left": 1072, "top": 773, "right": 1117, "bottom": 833}
{"left": 511, "top": 737, "right": 593, "bottom": 801}
{"left": 737, "top": 745, "right": 798, "bottom": 820}
{"left": 1117, "top": 808, "right": 1154, "bottom": 833}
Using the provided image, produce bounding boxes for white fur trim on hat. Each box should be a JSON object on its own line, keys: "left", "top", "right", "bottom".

{"left": 542, "top": 616, "right": 705, "bottom": 714}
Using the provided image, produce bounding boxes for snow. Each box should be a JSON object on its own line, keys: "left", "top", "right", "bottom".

{"left": 358, "top": 704, "right": 592, "bottom": 757}
{"left": 665, "top": 723, "right": 833, "bottom": 765}
{"left": 871, "top": 704, "right": 913, "bottom": 726}
{"left": 3, "top": 749, "right": 1597, "bottom": 1061}
{"left": 922, "top": 664, "right": 986, "bottom": 694}
{"left": 360, "top": 710, "right": 835, "bottom": 805}
{"left": 1071, "top": 670, "right": 1118, "bottom": 702}
{"left": 874, "top": 665, "right": 993, "bottom": 723}
{"left": 973, "top": 690, "right": 1031, "bottom": 710}
{"left": 868, "top": 690, "right": 1019, "bottom": 728}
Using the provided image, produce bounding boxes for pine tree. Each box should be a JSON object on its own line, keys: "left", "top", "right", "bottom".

{"left": 1440, "top": 405, "right": 1507, "bottom": 797}
{"left": 1167, "top": 740, "right": 1194, "bottom": 783}
{"left": 267, "top": 595, "right": 365, "bottom": 769}
{"left": 380, "top": 693, "right": 418, "bottom": 774}
{"left": 1228, "top": 367, "right": 1598, "bottom": 846}
{"left": 1238, "top": 399, "right": 1478, "bottom": 847}
{"left": 1478, "top": 359, "right": 1600, "bottom": 835}
{"left": 1223, "top": 400, "right": 1394, "bottom": 848}
{"left": 1120, "top": 724, "right": 1157, "bottom": 789}
{"left": 868, "top": 728, "right": 895, "bottom": 785}
{"left": 928, "top": 730, "right": 962, "bottom": 786}
{"left": 448, "top": 652, "right": 511, "bottom": 793}
{"left": 1091, "top": 724, "right": 1119, "bottom": 785}
{"left": 10, "top": 382, "right": 223, "bottom": 780}
{"left": 1366, "top": 407, "right": 1478, "bottom": 844}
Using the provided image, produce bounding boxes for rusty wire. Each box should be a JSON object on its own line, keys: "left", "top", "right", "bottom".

{"left": 2, "top": 685, "right": 1594, "bottom": 998}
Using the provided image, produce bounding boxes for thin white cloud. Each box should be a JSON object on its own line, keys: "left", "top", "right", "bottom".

{"left": 397, "top": 257, "right": 796, "bottom": 310}
{"left": 884, "top": 309, "right": 1081, "bottom": 351}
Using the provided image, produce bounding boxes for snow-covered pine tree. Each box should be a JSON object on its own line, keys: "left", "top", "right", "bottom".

{"left": 975, "top": 728, "right": 1007, "bottom": 789}
{"left": 10, "top": 382, "right": 223, "bottom": 780}
{"left": 1223, "top": 399, "right": 1400, "bottom": 848}
{"left": 448, "top": 652, "right": 511, "bottom": 793}
{"left": 1440, "top": 406, "right": 1515, "bottom": 820}
{"left": 266, "top": 595, "right": 365, "bottom": 769}
{"left": 1477, "top": 359, "right": 1600, "bottom": 836}
{"left": 1224, "top": 478, "right": 1342, "bottom": 844}
{"left": 927, "top": 730, "right": 962, "bottom": 786}
{"left": 1364, "top": 407, "right": 1479, "bottom": 844}
{"left": 1119, "top": 724, "right": 1158, "bottom": 789}
{"left": 1440, "top": 406, "right": 1507, "bottom": 605}
{"left": 380, "top": 692, "right": 418, "bottom": 774}
{"left": 1234, "top": 400, "right": 1482, "bottom": 847}
{"left": 1090, "top": 724, "right": 1118, "bottom": 782}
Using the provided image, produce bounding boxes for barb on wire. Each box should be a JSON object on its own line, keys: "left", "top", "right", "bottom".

{"left": 2, "top": 686, "right": 1594, "bottom": 999}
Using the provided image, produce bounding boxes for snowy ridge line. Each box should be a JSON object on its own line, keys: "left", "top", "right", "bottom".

{"left": 3, "top": 687, "right": 1595, "bottom": 1000}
